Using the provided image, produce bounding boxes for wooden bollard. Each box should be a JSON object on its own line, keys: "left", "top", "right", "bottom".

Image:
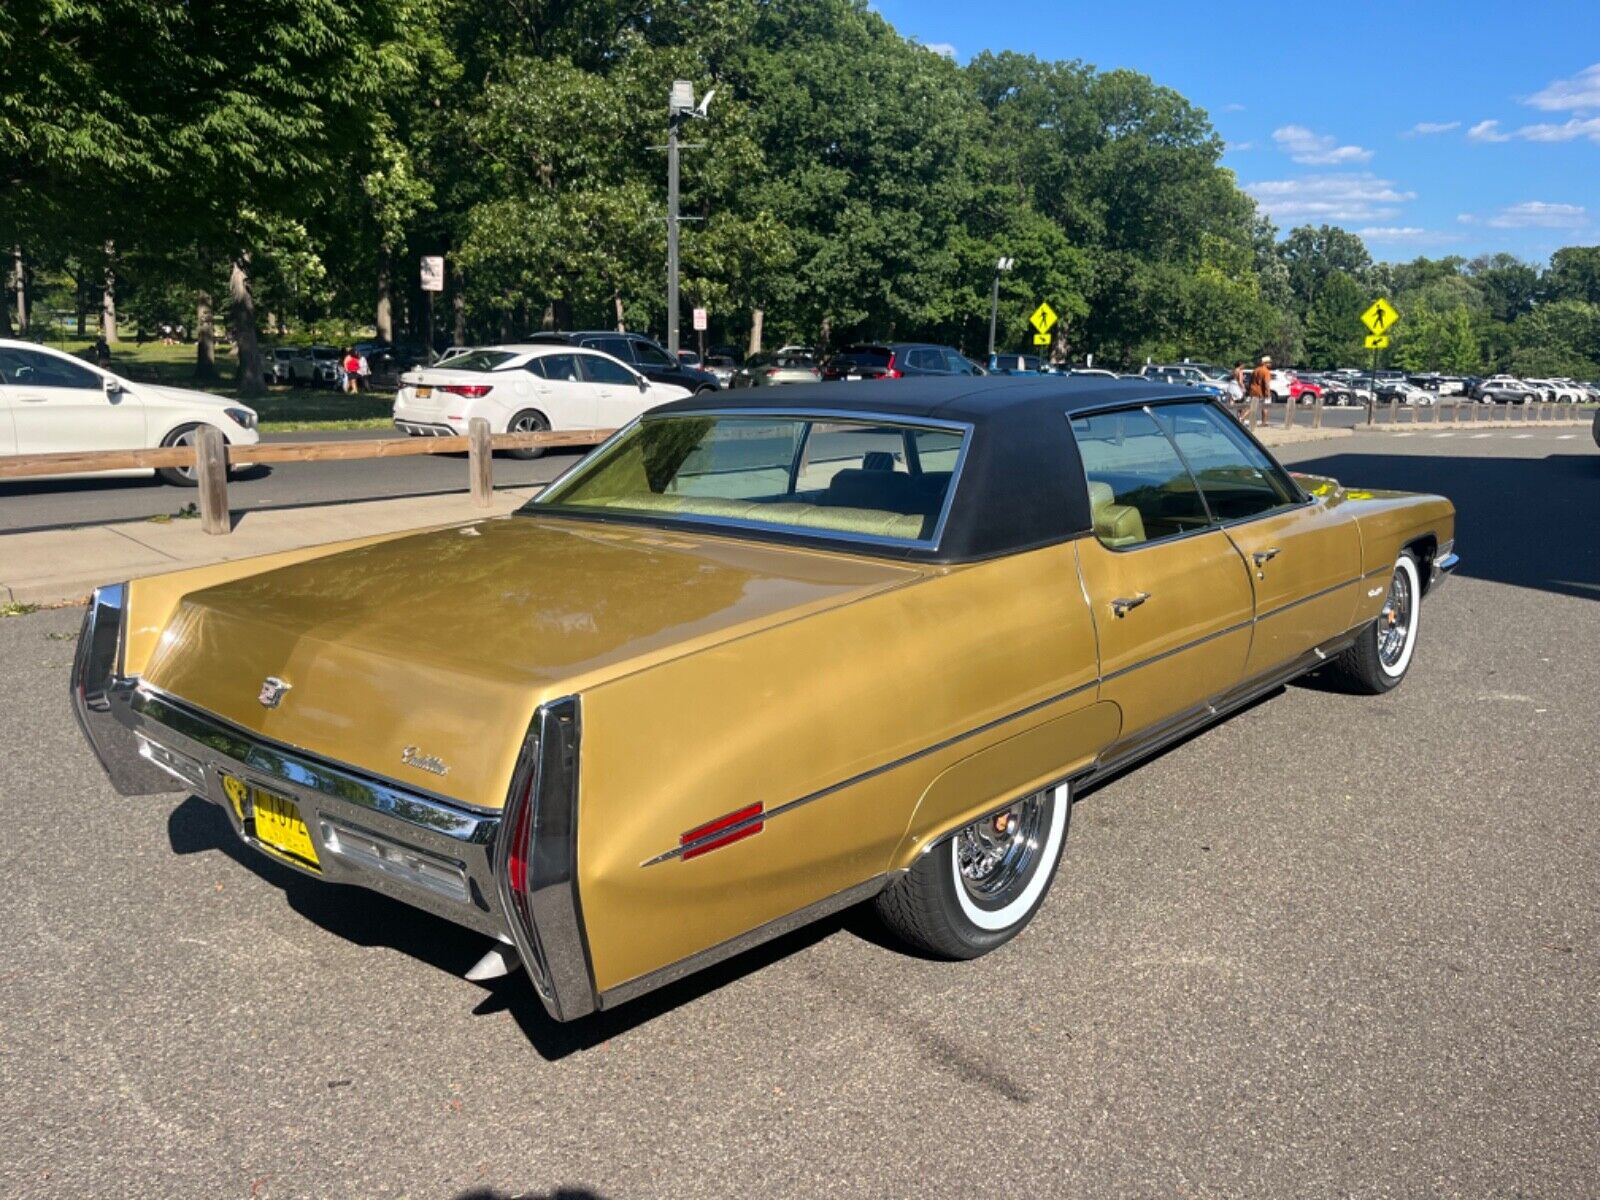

{"left": 196, "top": 424, "right": 231, "bottom": 536}
{"left": 469, "top": 417, "right": 494, "bottom": 508}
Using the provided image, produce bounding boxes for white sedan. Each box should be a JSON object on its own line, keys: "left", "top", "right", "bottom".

{"left": 0, "top": 338, "right": 260, "bottom": 485}
{"left": 393, "top": 344, "right": 691, "bottom": 457}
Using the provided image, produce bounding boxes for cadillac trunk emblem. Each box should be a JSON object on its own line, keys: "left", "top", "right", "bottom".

{"left": 401, "top": 746, "right": 450, "bottom": 776}
{"left": 258, "top": 676, "right": 292, "bottom": 708}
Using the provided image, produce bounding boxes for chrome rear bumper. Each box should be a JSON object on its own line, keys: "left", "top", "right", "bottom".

{"left": 71, "top": 588, "right": 508, "bottom": 939}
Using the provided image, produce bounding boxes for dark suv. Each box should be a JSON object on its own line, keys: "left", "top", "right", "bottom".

{"left": 528, "top": 331, "right": 719, "bottom": 393}
{"left": 821, "top": 343, "right": 984, "bottom": 381}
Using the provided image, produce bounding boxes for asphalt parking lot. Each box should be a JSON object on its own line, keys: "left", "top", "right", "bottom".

{"left": 2, "top": 429, "right": 1596, "bottom": 1198}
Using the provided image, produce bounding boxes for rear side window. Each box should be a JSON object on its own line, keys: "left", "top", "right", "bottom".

{"left": 1069, "top": 409, "right": 1211, "bottom": 548}
{"left": 1149, "top": 402, "right": 1300, "bottom": 521}
{"left": 537, "top": 353, "right": 582, "bottom": 382}
{"left": 905, "top": 349, "right": 940, "bottom": 371}
{"left": 442, "top": 350, "right": 516, "bottom": 372}
{"left": 584, "top": 337, "right": 634, "bottom": 363}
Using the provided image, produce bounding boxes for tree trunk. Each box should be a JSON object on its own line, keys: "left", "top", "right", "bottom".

{"left": 102, "top": 242, "right": 118, "bottom": 344}
{"left": 375, "top": 250, "right": 394, "bottom": 342}
{"left": 540, "top": 301, "right": 555, "bottom": 332}
{"left": 452, "top": 284, "right": 466, "bottom": 347}
{"left": 196, "top": 291, "right": 217, "bottom": 379}
{"left": 748, "top": 308, "right": 764, "bottom": 356}
{"left": 12, "top": 246, "right": 27, "bottom": 333}
{"left": 229, "top": 256, "right": 267, "bottom": 398}
{"left": 818, "top": 314, "right": 832, "bottom": 355}
{"left": 75, "top": 274, "right": 86, "bottom": 336}
{"left": 613, "top": 291, "right": 626, "bottom": 332}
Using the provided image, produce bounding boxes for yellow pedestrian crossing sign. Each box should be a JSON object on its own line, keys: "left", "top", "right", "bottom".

{"left": 1029, "top": 302, "right": 1057, "bottom": 335}
{"left": 1364, "top": 333, "right": 1390, "bottom": 350}
{"left": 1361, "top": 298, "right": 1398, "bottom": 336}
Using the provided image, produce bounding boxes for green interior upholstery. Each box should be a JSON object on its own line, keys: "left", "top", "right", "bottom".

{"left": 1087, "top": 480, "right": 1146, "bottom": 548}
{"left": 593, "top": 493, "right": 926, "bottom": 540}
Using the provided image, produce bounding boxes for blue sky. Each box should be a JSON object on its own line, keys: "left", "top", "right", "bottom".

{"left": 873, "top": 0, "right": 1600, "bottom": 264}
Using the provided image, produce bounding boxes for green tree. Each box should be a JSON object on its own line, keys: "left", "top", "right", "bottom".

{"left": 1302, "top": 270, "right": 1369, "bottom": 367}
{"left": 1277, "top": 225, "right": 1372, "bottom": 316}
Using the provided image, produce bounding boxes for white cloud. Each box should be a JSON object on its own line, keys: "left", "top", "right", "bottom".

{"left": 1222, "top": 103, "right": 1246, "bottom": 113}
{"left": 1514, "top": 116, "right": 1600, "bottom": 143}
{"left": 924, "top": 41, "right": 957, "bottom": 58}
{"left": 1481, "top": 201, "right": 1589, "bottom": 229}
{"left": 1244, "top": 173, "right": 1416, "bottom": 224}
{"left": 1404, "top": 121, "right": 1461, "bottom": 136}
{"left": 1467, "top": 119, "right": 1511, "bottom": 143}
{"left": 1229, "top": 140, "right": 1256, "bottom": 152}
{"left": 1525, "top": 62, "right": 1600, "bottom": 111}
{"left": 1355, "top": 227, "right": 1425, "bottom": 238}
{"left": 1272, "top": 124, "right": 1373, "bottom": 165}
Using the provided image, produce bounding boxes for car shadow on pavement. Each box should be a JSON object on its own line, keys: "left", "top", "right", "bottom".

{"left": 1291, "top": 449, "right": 1600, "bottom": 602}
{"left": 167, "top": 794, "right": 849, "bottom": 1060}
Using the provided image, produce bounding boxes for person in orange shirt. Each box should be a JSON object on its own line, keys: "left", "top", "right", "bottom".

{"left": 1247, "top": 355, "right": 1274, "bottom": 427}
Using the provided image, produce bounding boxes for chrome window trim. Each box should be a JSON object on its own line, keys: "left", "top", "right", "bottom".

{"left": 532, "top": 409, "right": 975, "bottom": 553}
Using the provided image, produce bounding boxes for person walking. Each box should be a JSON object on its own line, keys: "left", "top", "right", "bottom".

{"left": 1247, "top": 355, "right": 1273, "bottom": 428}
{"left": 342, "top": 348, "right": 360, "bottom": 394}
{"left": 357, "top": 350, "right": 371, "bottom": 392}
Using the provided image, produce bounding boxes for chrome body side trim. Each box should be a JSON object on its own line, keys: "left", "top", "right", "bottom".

{"left": 598, "top": 875, "right": 895, "bottom": 1009}
{"left": 642, "top": 676, "right": 1101, "bottom": 866}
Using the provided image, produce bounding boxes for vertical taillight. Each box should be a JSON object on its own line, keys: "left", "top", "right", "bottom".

{"left": 494, "top": 697, "right": 597, "bottom": 1022}
{"left": 885, "top": 352, "right": 901, "bottom": 379}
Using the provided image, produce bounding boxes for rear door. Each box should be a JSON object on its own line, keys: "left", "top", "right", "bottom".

{"left": 1152, "top": 402, "right": 1362, "bottom": 676}
{"left": 1070, "top": 406, "right": 1255, "bottom": 747}
{"left": 4, "top": 348, "right": 145, "bottom": 454}
{"left": 533, "top": 352, "right": 596, "bottom": 429}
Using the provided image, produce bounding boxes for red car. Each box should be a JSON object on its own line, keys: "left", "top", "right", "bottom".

{"left": 1278, "top": 372, "right": 1324, "bottom": 405}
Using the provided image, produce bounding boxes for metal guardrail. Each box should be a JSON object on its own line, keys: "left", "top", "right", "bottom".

{"left": 0, "top": 419, "right": 615, "bottom": 535}
{"left": 1229, "top": 395, "right": 1597, "bottom": 431}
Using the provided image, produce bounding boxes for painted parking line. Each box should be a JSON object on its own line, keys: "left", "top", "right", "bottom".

{"left": 1512, "top": 434, "right": 1532, "bottom": 439}
{"left": 1470, "top": 433, "right": 1493, "bottom": 439}
{"left": 1432, "top": 433, "right": 1455, "bottom": 439}
{"left": 1557, "top": 434, "right": 1576, "bottom": 440}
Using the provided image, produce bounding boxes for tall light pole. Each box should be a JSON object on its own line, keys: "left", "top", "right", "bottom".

{"left": 665, "top": 80, "right": 713, "bottom": 356}
{"left": 987, "top": 256, "right": 1015, "bottom": 360}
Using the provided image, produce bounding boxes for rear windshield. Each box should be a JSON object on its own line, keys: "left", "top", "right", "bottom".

{"left": 438, "top": 350, "right": 517, "bottom": 372}
{"left": 833, "top": 346, "right": 891, "bottom": 367}
{"left": 533, "top": 414, "right": 968, "bottom": 547}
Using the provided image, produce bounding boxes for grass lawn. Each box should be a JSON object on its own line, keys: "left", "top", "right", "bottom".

{"left": 35, "top": 336, "right": 393, "bottom": 432}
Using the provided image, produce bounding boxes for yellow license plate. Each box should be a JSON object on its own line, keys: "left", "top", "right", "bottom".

{"left": 415, "top": 385, "right": 432, "bottom": 398}
{"left": 222, "top": 775, "right": 320, "bottom": 870}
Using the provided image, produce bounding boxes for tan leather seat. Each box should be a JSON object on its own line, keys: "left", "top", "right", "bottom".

{"left": 1087, "top": 480, "right": 1146, "bottom": 548}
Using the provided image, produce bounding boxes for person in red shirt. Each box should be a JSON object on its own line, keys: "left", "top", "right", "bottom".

{"left": 343, "top": 349, "right": 361, "bottom": 393}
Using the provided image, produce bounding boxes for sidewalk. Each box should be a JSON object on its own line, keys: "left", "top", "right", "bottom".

{"left": 1, "top": 486, "right": 541, "bottom": 608}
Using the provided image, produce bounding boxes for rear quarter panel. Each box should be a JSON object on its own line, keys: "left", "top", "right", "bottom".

{"left": 575, "top": 541, "right": 1108, "bottom": 994}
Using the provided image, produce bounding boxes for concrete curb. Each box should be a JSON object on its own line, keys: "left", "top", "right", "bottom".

{"left": 0, "top": 486, "right": 541, "bottom": 610}
{"left": 1254, "top": 426, "right": 1354, "bottom": 447}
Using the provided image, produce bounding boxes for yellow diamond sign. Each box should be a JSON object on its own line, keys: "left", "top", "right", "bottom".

{"left": 1364, "top": 333, "right": 1390, "bottom": 349}
{"left": 1361, "top": 298, "right": 1399, "bottom": 336}
{"left": 1029, "top": 302, "right": 1058, "bottom": 335}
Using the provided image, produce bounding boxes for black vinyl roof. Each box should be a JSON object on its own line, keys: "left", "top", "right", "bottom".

{"left": 650, "top": 375, "right": 1204, "bottom": 562}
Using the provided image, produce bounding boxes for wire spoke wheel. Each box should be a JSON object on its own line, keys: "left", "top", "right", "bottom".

{"left": 953, "top": 792, "right": 1054, "bottom": 911}
{"left": 1377, "top": 563, "right": 1413, "bottom": 670}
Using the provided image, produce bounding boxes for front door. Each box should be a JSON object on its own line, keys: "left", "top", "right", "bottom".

{"left": 1070, "top": 406, "right": 1255, "bottom": 750}
{"left": 1150, "top": 402, "right": 1362, "bottom": 677}
{"left": 575, "top": 352, "right": 652, "bottom": 428}
{"left": 3, "top": 347, "right": 145, "bottom": 454}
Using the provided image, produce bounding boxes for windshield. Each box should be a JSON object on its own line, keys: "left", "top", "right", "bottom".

{"left": 437, "top": 350, "right": 517, "bottom": 372}
{"left": 533, "top": 414, "right": 968, "bottom": 547}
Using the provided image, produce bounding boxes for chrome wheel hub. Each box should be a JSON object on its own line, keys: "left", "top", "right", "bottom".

{"left": 954, "top": 794, "right": 1049, "bottom": 904}
{"left": 1378, "top": 566, "right": 1412, "bottom": 668}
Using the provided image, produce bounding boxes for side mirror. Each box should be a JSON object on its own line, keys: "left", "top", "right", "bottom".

{"left": 103, "top": 376, "right": 122, "bottom": 396}
{"left": 637, "top": 375, "right": 649, "bottom": 393}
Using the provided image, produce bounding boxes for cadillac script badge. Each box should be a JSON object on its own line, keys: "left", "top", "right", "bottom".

{"left": 401, "top": 746, "right": 450, "bottom": 776}
{"left": 258, "top": 676, "right": 292, "bottom": 708}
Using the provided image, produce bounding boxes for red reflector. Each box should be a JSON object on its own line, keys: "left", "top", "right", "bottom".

{"left": 507, "top": 775, "right": 535, "bottom": 893}
{"left": 442, "top": 384, "right": 494, "bottom": 398}
{"left": 680, "top": 802, "right": 764, "bottom": 860}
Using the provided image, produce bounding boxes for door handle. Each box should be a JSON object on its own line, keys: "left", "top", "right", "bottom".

{"left": 18, "top": 393, "right": 48, "bottom": 403}
{"left": 1111, "top": 592, "right": 1151, "bottom": 617}
{"left": 1253, "top": 548, "right": 1281, "bottom": 566}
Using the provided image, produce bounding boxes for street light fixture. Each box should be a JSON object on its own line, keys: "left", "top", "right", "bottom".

{"left": 666, "top": 80, "right": 714, "bottom": 357}
{"left": 987, "top": 256, "right": 1015, "bottom": 359}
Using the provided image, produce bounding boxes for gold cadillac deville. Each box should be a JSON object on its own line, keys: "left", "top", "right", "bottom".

{"left": 73, "top": 379, "right": 1457, "bottom": 1022}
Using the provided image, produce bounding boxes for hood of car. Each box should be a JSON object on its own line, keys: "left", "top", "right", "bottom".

{"left": 138, "top": 514, "right": 922, "bottom": 807}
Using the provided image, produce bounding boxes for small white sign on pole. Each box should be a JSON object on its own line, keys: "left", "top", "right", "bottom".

{"left": 692, "top": 306, "right": 708, "bottom": 332}
{"left": 420, "top": 256, "right": 445, "bottom": 293}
